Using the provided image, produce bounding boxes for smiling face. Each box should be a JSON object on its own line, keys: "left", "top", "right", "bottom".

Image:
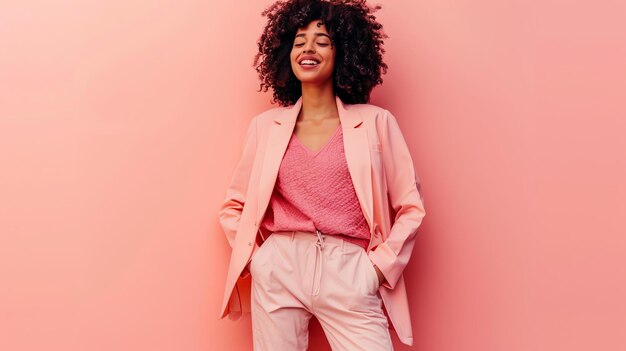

{"left": 290, "top": 19, "right": 336, "bottom": 85}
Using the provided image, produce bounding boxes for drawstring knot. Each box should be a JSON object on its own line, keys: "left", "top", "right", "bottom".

{"left": 315, "top": 229, "right": 325, "bottom": 249}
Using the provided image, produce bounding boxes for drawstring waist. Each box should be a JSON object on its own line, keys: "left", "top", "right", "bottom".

{"left": 269, "top": 229, "right": 349, "bottom": 296}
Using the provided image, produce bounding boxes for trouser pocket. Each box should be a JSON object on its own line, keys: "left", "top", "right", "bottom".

{"left": 249, "top": 234, "right": 274, "bottom": 276}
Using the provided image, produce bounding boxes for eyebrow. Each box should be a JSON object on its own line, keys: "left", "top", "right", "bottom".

{"left": 294, "top": 33, "right": 331, "bottom": 39}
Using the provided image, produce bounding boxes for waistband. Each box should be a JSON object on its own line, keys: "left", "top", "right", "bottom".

{"left": 269, "top": 230, "right": 369, "bottom": 250}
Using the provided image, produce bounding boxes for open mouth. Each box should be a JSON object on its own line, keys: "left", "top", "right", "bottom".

{"left": 299, "top": 59, "right": 320, "bottom": 67}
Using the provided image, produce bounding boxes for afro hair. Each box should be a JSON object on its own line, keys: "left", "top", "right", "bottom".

{"left": 253, "top": 0, "right": 389, "bottom": 106}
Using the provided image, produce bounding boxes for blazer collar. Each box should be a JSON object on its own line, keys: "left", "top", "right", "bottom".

{"left": 273, "top": 95, "right": 363, "bottom": 128}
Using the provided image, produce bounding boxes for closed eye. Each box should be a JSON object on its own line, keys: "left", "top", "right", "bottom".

{"left": 294, "top": 43, "right": 330, "bottom": 47}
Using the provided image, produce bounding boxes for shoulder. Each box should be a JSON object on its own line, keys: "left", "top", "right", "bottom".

{"left": 345, "top": 101, "right": 386, "bottom": 115}
{"left": 248, "top": 104, "right": 292, "bottom": 125}
{"left": 343, "top": 101, "right": 398, "bottom": 128}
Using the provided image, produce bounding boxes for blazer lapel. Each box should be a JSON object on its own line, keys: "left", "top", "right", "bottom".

{"left": 256, "top": 95, "right": 374, "bottom": 235}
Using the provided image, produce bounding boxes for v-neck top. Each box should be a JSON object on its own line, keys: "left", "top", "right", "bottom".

{"left": 260, "top": 125, "right": 371, "bottom": 250}
{"left": 292, "top": 125, "right": 342, "bottom": 156}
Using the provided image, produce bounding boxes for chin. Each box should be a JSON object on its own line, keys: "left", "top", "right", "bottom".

{"left": 295, "top": 74, "right": 333, "bottom": 85}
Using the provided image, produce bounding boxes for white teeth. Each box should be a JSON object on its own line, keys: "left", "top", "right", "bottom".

{"left": 300, "top": 59, "right": 319, "bottom": 65}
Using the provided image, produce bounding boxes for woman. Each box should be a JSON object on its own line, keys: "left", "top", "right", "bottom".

{"left": 218, "top": 0, "right": 426, "bottom": 349}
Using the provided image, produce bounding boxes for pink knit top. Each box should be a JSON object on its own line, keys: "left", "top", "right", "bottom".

{"left": 260, "top": 125, "right": 371, "bottom": 250}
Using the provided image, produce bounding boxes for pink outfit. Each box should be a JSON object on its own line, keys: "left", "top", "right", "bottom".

{"left": 260, "top": 126, "right": 371, "bottom": 250}
{"left": 218, "top": 96, "right": 426, "bottom": 346}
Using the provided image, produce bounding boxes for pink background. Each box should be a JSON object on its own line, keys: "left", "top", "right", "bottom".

{"left": 1, "top": 0, "right": 624, "bottom": 350}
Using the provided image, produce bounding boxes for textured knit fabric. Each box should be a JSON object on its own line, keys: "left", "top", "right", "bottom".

{"left": 260, "top": 125, "right": 371, "bottom": 250}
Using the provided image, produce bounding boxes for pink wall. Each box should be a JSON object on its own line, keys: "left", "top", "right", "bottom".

{"left": 1, "top": 0, "right": 624, "bottom": 350}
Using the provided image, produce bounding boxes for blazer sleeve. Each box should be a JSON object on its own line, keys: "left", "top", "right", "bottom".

{"left": 218, "top": 116, "right": 258, "bottom": 251}
{"left": 368, "top": 109, "right": 426, "bottom": 290}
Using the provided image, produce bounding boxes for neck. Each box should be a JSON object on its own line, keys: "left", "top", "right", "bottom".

{"left": 299, "top": 80, "right": 337, "bottom": 121}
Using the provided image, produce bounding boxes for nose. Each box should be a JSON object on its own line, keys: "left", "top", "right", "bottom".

{"left": 302, "top": 40, "right": 316, "bottom": 54}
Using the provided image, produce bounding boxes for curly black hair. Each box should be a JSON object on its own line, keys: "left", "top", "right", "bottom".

{"left": 253, "top": 0, "right": 389, "bottom": 106}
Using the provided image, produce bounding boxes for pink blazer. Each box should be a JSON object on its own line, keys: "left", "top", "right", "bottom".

{"left": 218, "top": 95, "right": 426, "bottom": 346}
